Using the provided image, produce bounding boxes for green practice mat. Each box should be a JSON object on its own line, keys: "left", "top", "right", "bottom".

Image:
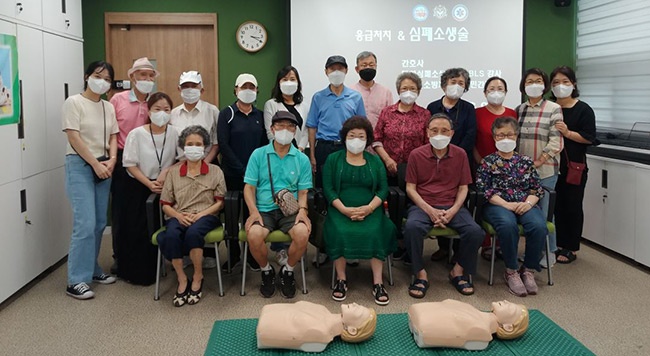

{"left": 205, "top": 310, "right": 594, "bottom": 355}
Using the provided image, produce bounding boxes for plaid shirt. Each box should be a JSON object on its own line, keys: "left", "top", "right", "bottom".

{"left": 515, "top": 99, "right": 564, "bottom": 179}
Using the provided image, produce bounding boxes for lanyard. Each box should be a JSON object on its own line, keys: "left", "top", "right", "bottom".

{"left": 149, "top": 124, "right": 167, "bottom": 174}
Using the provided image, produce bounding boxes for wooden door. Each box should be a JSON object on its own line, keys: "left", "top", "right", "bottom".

{"left": 105, "top": 13, "right": 218, "bottom": 107}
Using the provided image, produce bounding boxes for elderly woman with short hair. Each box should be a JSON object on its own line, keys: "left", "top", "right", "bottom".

{"left": 373, "top": 72, "right": 430, "bottom": 186}
{"left": 157, "top": 125, "right": 227, "bottom": 307}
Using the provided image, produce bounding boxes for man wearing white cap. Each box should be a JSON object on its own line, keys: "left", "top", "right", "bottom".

{"left": 109, "top": 57, "right": 159, "bottom": 273}
{"left": 217, "top": 73, "right": 268, "bottom": 271}
{"left": 170, "top": 71, "right": 220, "bottom": 164}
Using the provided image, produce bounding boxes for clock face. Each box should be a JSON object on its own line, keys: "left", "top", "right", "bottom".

{"left": 237, "top": 21, "right": 267, "bottom": 52}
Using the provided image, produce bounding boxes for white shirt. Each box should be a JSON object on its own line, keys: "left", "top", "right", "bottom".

{"left": 62, "top": 94, "right": 119, "bottom": 157}
{"left": 122, "top": 125, "right": 179, "bottom": 179}
{"left": 170, "top": 100, "right": 219, "bottom": 146}
{"left": 263, "top": 99, "right": 309, "bottom": 149}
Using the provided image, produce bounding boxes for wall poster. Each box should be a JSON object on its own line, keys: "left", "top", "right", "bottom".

{"left": 0, "top": 34, "right": 19, "bottom": 126}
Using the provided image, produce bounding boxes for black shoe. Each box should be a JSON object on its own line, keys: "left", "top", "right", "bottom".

{"left": 403, "top": 254, "right": 412, "bottom": 266}
{"left": 221, "top": 256, "right": 241, "bottom": 272}
{"left": 260, "top": 266, "right": 276, "bottom": 298}
{"left": 392, "top": 247, "right": 407, "bottom": 261}
{"left": 66, "top": 282, "right": 95, "bottom": 300}
{"left": 278, "top": 265, "right": 296, "bottom": 298}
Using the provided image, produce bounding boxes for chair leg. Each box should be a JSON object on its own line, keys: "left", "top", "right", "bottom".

{"left": 226, "top": 240, "right": 231, "bottom": 274}
{"left": 546, "top": 235, "right": 554, "bottom": 286}
{"left": 331, "top": 262, "right": 336, "bottom": 289}
{"left": 489, "top": 235, "right": 496, "bottom": 286}
{"left": 387, "top": 255, "right": 394, "bottom": 286}
{"left": 448, "top": 236, "right": 455, "bottom": 264}
{"left": 300, "top": 254, "right": 308, "bottom": 294}
{"left": 240, "top": 242, "right": 248, "bottom": 296}
{"left": 214, "top": 243, "right": 224, "bottom": 297}
{"left": 154, "top": 248, "right": 162, "bottom": 301}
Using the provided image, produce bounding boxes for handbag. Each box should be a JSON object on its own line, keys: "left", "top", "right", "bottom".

{"left": 267, "top": 154, "right": 300, "bottom": 216}
{"left": 564, "top": 150, "right": 586, "bottom": 185}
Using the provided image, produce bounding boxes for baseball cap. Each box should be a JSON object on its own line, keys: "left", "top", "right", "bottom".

{"left": 325, "top": 55, "right": 348, "bottom": 69}
{"left": 127, "top": 57, "right": 160, "bottom": 77}
{"left": 271, "top": 111, "right": 298, "bottom": 125}
{"left": 179, "top": 71, "right": 202, "bottom": 85}
{"left": 235, "top": 73, "right": 258, "bottom": 87}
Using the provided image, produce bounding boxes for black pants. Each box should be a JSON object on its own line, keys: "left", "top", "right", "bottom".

{"left": 314, "top": 140, "right": 345, "bottom": 189}
{"left": 110, "top": 149, "right": 127, "bottom": 264}
{"left": 225, "top": 176, "right": 249, "bottom": 262}
{"left": 555, "top": 171, "right": 587, "bottom": 251}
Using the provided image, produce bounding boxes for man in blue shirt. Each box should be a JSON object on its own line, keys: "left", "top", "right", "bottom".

{"left": 307, "top": 55, "right": 366, "bottom": 188}
{"left": 244, "top": 111, "right": 313, "bottom": 298}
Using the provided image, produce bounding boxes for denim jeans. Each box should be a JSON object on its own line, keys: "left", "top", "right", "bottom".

{"left": 540, "top": 174, "right": 558, "bottom": 253}
{"left": 483, "top": 203, "right": 547, "bottom": 271}
{"left": 65, "top": 155, "right": 112, "bottom": 285}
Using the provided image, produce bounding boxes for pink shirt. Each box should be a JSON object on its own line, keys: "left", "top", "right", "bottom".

{"left": 110, "top": 90, "right": 150, "bottom": 149}
{"left": 406, "top": 144, "right": 472, "bottom": 207}
{"left": 350, "top": 81, "right": 393, "bottom": 128}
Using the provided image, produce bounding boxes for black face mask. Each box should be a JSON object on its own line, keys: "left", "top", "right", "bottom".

{"left": 359, "top": 68, "right": 377, "bottom": 82}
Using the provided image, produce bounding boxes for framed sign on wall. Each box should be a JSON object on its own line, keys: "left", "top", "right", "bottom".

{"left": 0, "top": 34, "right": 19, "bottom": 126}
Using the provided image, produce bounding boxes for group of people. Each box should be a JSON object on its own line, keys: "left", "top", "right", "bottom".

{"left": 61, "top": 51, "right": 595, "bottom": 306}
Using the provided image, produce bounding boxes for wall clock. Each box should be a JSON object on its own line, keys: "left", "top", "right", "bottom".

{"left": 237, "top": 21, "right": 267, "bottom": 52}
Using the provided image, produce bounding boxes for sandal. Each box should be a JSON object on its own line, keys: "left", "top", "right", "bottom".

{"left": 187, "top": 279, "right": 204, "bottom": 305}
{"left": 408, "top": 279, "right": 429, "bottom": 299}
{"left": 556, "top": 249, "right": 577, "bottom": 264}
{"left": 332, "top": 279, "right": 347, "bottom": 301}
{"left": 173, "top": 280, "right": 191, "bottom": 307}
{"left": 449, "top": 274, "right": 474, "bottom": 296}
{"left": 372, "top": 284, "right": 389, "bottom": 306}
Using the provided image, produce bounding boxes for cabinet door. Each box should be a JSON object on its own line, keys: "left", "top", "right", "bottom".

{"left": 603, "top": 161, "right": 636, "bottom": 257}
{"left": 17, "top": 25, "right": 46, "bottom": 178}
{"left": 583, "top": 156, "right": 606, "bottom": 245}
{"left": 43, "top": 33, "right": 84, "bottom": 171}
{"left": 0, "top": 180, "right": 28, "bottom": 303}
{"left": 0, "top": 20, "right": 21, "bottom": 186}
{"left": 635, "top": 166, "right": 650, "bottom": 267}
{"left": 0, "top": 0, "right": 41, "bottom": 26}
{"left": 42, "top": 0, "right": 82, "bottom": 38}
{"left": 21, "top": 173, "right": 50, "bottom": 281}
{"left": 46, "top": 166, "right": 72, "bottom": 262}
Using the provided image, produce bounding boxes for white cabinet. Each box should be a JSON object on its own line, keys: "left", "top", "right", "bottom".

{"left": 46, "top": 166, "right": 72, "bottom": 261}
{"left": 584, "top": 153, "right": 650, "bottom": 267}
{"left": 43, "top": 32, "right": 83, "bottom": 171}
{"left": 0, "top": 180, "right": 28, "bottom": 302}
{"left": 17, "top": 25, "right": 46, "bottom": 178}
{"left": 42, "top": 0, "right": 82, "bottom": 38}
{"left": 635, "top": 166, "right": 650, "bottom": 267}
{"left": 0, "top": 0, "right": 42, "bottom": 26}
{"left": 0, "top": 20, "right": 21, "bottom": 187}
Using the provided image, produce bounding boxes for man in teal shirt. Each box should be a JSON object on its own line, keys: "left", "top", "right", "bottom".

{"left": 244, "top": 111, "right": 312, "bottom": 298}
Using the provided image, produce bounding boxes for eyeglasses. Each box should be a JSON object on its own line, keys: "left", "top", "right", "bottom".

{"left": 495, "top": 133, "right": 517, "bottom": 140}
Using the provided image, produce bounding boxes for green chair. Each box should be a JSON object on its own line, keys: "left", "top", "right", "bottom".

{"left": 226, "top": 191, "right": 308, "bottom": 296}
{"left": 476, "top": 188, "right": 556, "bottom": 286}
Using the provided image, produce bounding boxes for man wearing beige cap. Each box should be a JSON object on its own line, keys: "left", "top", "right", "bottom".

{"left": 217, "top": 73, "right": 268, "bottom": 271}
{"left": 109, "top": 57, "right": 159, "bottom": 274}
{"left": 170, "top": 71, "right": 220, "bottom": 164}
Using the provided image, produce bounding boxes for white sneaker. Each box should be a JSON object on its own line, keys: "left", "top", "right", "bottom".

{"left": 275, "top": 249, "right": 288, "bottom": 267}
{"left": 202, "top": 257, "right": 217, "bottom": 269}
{"left": 540, "top": 252, "right": 556, "bottom": 269}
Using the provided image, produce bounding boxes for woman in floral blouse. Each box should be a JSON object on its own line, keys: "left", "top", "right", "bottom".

{"left": 373, "top": 72, "right": 430, "bottom": 186}
{"left": 475, "top": 117, "right": 548, "bottom": 298}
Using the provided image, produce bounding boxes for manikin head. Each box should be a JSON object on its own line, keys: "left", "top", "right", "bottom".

{"left": 491, "top": 300, "right": 529, "bottom": 340}
{"left": 340, "top": 303, "right": 376, "bottom": 343}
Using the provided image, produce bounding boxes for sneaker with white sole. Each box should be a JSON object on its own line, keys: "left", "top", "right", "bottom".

{"left": 275, "top": 249, "right": 288, "bottom": 267}
{"left": 519, "top": 267, "right": 538, "bottom": 295}
{"left": 539, "top": 252, "right": 556, "bottom": 269}
{"left": 66, "top": 282, "right": 95, "bottom": 300}
{"left": 92, "top": 273, "right": 116, "bottom": 285}
{"left": 504, "top": 270, "right": 527, "bottom": 297}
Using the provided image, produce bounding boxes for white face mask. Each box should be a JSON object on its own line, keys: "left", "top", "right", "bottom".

{"left": 495, "top": 138, "right": 517, "bottom": 153}
{"left": 552, "top": 84, "right": 574, "bottom": 99}
{"left": 274, "top": 129, "right": 294, "bottom": 145}
{"left": 87, "top": 77, "right": 111, "bottom": 95}
{"left": 429, "top": 135, "right": 451, "bottom": 150}
{"left": 399, "top": 91, "right": 418, "bottom": 105}
{"left": 181, "top": 88, "right": 201, "bottom": 104}
{"left": 346, "top": 138, "right": 366, "bottom": 154}
{"left": 183, "top": 145, "right": 204, "bottom": 162}
{"left": 135, "top": 80, "right": 154, "bottom": 94}
{"left": 525, "top": 84, "right": 545, "bottom": 98}
{"left": 150, "top": 111, "right": 170, "bottom": 127}
{"left": 445, "top": 84, "right": 465, "bottom": 100}
{"left": 328, "top": 70, "right": 346, "bottom": 86}
{"left": 237, "top": 89, "right": 257, "bottom": 104}
{"left": 280, "top": 81, "right": 298, "bottom": 96}
{"left": 486, "top": 91, "right": 506, "bottom": 106}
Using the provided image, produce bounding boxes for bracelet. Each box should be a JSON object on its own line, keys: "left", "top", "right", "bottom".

{"left": 526, "top": 201, "right": 534, "bottom": 207}
{"left": 299, "top": 206, "right": 308, "bottom": 212}
{"left": 368, "top": 204, "right": 374, "bottom": 212}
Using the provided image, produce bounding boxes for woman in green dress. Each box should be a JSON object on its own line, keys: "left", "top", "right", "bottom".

{"left": 323, "top": 116, "right": 397, "bottom": 306}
